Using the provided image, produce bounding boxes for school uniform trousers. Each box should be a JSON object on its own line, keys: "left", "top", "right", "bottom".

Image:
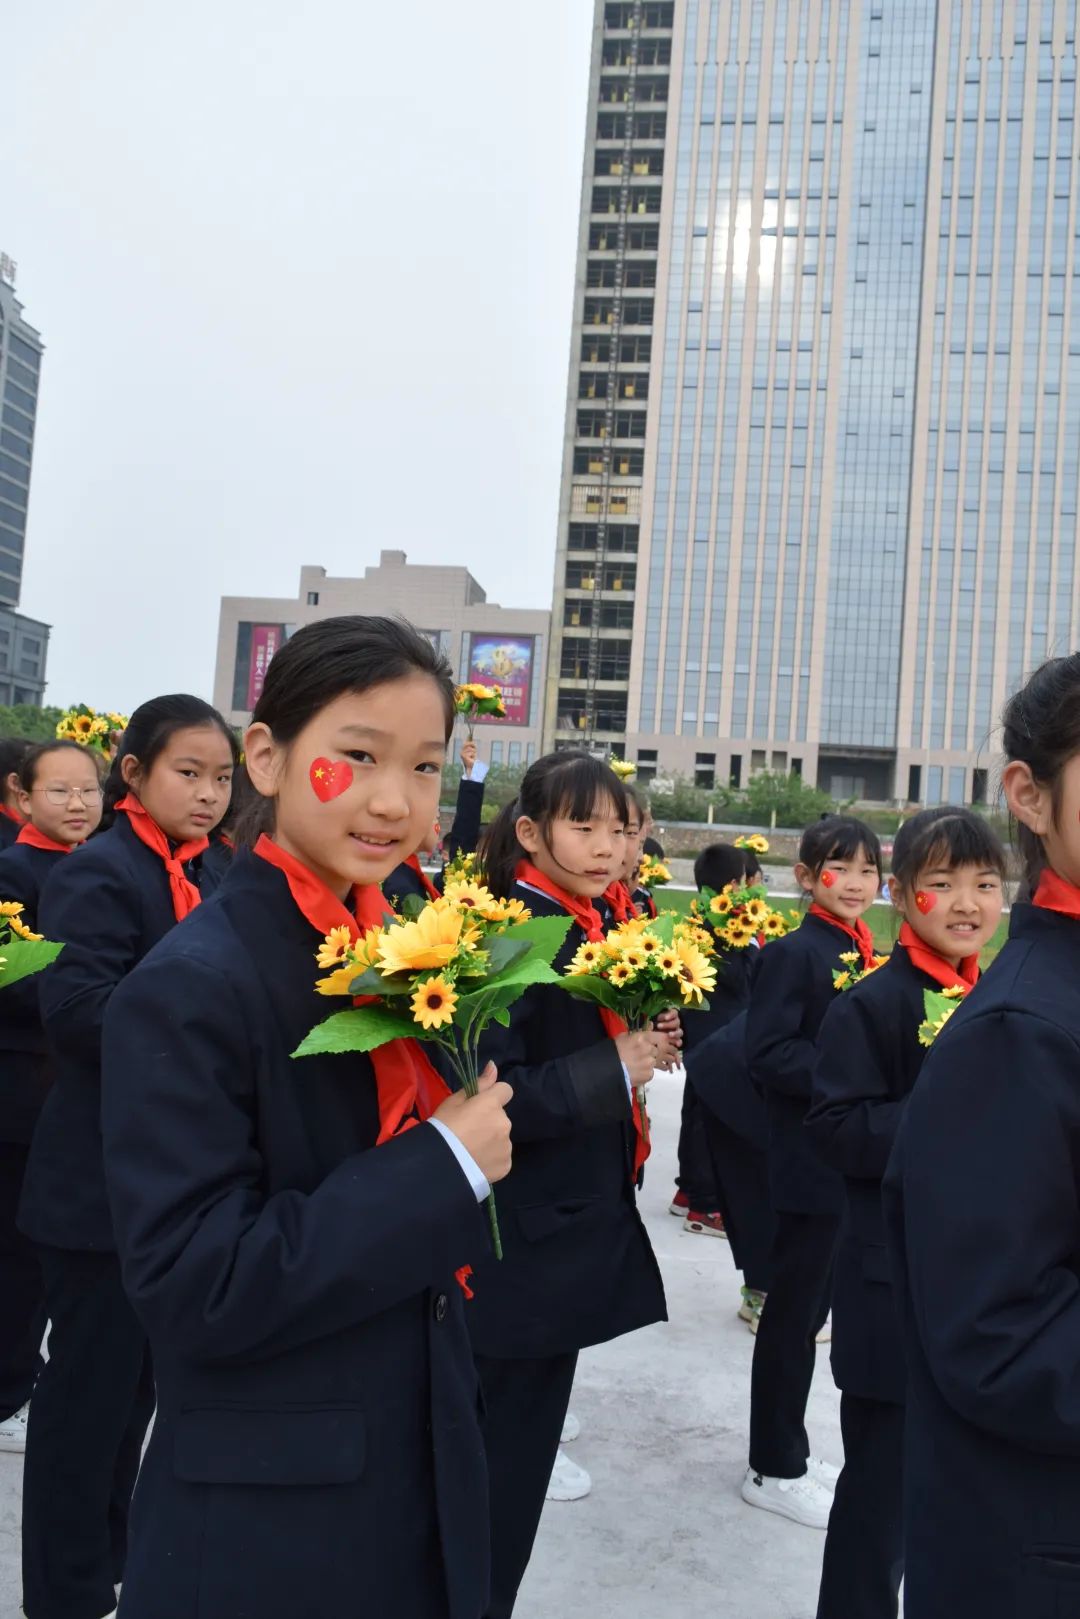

{"left": 746, "top": 915, "right": 847, "bottom": 1479}
{"left": 17, "top": 817, "right": 194, "bottom": 1619}
{"left": 101, "top": 851, "right": 491, "bottom": 1619}
{"left": 0, "top": 840, "right": 64, "bottom": 1423}
{"left": 472, "top": 886, "right": 667, "bottom": 1619}
{"left": 680, "top": 944, "right": 760, "bottom": 1228}
{"left": 806, "top": 949, "right": 936, "bottom": 1619}
{"left": 885, "top": 904, "right": 1080, "bottom": 1619}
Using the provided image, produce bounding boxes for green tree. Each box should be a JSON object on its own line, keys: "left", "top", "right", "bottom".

{"left": 0, "top": 705, "right": 64, "bottom": 743}
{"left": 740, "top": 769, "right": 833, "bottom": 828}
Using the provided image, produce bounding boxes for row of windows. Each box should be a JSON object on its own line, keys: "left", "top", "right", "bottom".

{"left": 4, "top": 380, "right": 36, "bottom": 416}
{"left": 7, "top": 334, "right": 39, "bottom": 371}
{"left": 573, "top": 447, "right": 645, "bottom": 476}
{"left": 563, "top": 599, "right": 636, "bottom": 630}
{"left": 601, "top": 38, "right": 671, "bottom": 68}
{"left": 603, "top": 3, "right": 673, "bottom": 31}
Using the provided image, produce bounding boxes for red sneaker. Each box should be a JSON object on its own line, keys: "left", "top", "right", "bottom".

{"left": 684, "top": 1209, "right": 727, "bottom": 1238}
{"left": 669, "top": 1188, "right": 690, "bottom": 1217}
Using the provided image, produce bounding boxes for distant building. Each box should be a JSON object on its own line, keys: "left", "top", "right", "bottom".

{"left": 0, "top": 257, "right": 49, "bottom": 705}
{"left": 214, "top": 551, "right": 550, "bottom": 767}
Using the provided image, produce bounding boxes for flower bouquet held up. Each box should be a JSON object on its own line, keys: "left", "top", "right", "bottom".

{"left": 454, "top": 684, "right": 506, "bottom": 741}
{"left": 735, "top": 833, "right": 770, "bottom": 856}
{"left": 917, "top": 985, "right": 965, "bottom": 1047}
{"left": 294, "top": 882, "right": 573, "bottom": 1259}
{"left": 694, "top": 877, "right": 791, "bottom": 948}
{"left": 637, "top": 854, "right": 672, "bottom": 888}
{"left": 608, "top": 755, "right": 637, "bottom": 782}
{"left": 0, "top": 902, "right": 63, "bottom": 987}
{"left": 558, "top": 912, "right": 717, "bottom": 1148}
{"left": 55, "top": 705, "right": 128, "bottom": 757}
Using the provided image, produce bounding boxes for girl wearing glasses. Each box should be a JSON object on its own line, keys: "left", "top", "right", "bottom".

{"left": 17, "top": 696, "right": 237, "bottom": 1619}
{"left": 0, "top": 740, "right": 105, "bottom": 1460}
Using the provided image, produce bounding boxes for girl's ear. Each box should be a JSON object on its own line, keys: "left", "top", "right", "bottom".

{"left": 15, "top": 782, "right": 31, "bottom": 820}
{"left": 793, "top": 860, "right": 815, "bottom": 894}
{"left": 120, "top": 753, "right": 141, "bottom": 789}
{"left": 3, "top": 769, "right": 19, "bottom": 805}
{"left": 243, "top": 722, "right": 279, "bottom": 800}
{"left": 516, "top": 814, "right": 541, "bottom": 855}
{"left": 1002, "top": 759, "right": 1052, "bottom": 836}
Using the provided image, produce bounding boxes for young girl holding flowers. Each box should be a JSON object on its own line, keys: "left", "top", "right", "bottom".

{"left": 97, "top": 618, "right": 512, "bottom": 1619}
{"left": 475, "top": 753, "right": 670, "bottom": 1618}
{"left": 742, "top": 815, "right": 882, "bottom": 1530}
{"left": 18, "top": 695, "right": 236, "bottom": 1619}
{"left": 885, "top": 656, "right": 1080, "bottom": 1617}
{"left": 808, "top": 808, "right": 1005, "bottom": 1618}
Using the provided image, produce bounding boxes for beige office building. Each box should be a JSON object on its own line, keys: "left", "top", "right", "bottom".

{"left": 215, "top": 552, "right": 549, "bottom": 768}
{"left": 546, "top": 0, "right": 1080, "bottom": 805}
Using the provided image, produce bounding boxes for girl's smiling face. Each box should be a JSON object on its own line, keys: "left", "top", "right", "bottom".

{"left": 245, "top": 676, "right": 447, "bottom": 896}
{"left": 893, "top": 859, "right": 1004, "bottom": 965}
{"left": 19, "top": 746, "right": 104, "bottom": 845}
{"left": 796, "top": 846, "right": 881, "bottom": 922}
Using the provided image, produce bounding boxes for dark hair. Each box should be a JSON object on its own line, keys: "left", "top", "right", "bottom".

{"left": 18, "top": 740, "right": 99, "bottom": 793}
{"left": 215, "top": 760, "right": 256, "bottom": 838}
{"left": 799, "top": 813, "right": 883, "bottom": 877}
{"left": 626, "top": 784, "right": 650, "bottom": 823}
{"left": 101, "top": 695, "right": 239, "bottom": 828}
{"left": 237, "top": 615, "right": 455, "bottom": 846}
{"left": 891, "top": 806, "right": 1007, "bottom": 890}
{"left": 0, "top": 736, "right": 31, "bottom": 804}
{"left": 694, "top": 842, "right": 748, "bottom": 892}
{"left": 480, "top": 751, "right": 630, "bottom": 899}
{"left": 1002, "top": 653, "right": 1080, "bottom": 887}
{"left": 643, "top": 834, "right": 665, "bottom": 859}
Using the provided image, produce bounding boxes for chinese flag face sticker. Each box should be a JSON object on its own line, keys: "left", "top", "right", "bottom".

{"left": 915, "top": 890, "right": 937, "bottom": 915}
{"left": 820, "top": 869, "right": 836, "bottom": 889}
{"left": 309, "top": 758, "right": 354, "bottom": 802}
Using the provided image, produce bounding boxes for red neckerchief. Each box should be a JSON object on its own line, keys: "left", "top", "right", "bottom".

{"left": 515, "top": 859, "right": 649, "bottom": 1174}
{"left": 1031, "top": 867, "right": 1080, "bottom": 922}
{"left": 603, "top": 880, "right": 638, "bottom": 925}
{"left": 808, "top": 902, "right": 876, "bottom": 970}
{"left": 115, "top": 794, "right": 206, "bottom": 921}
{"left": 254, "top": 835, "right": 450, "bottom": 1142}
{"left": 898, "top": 921, "right": 978, "bottom": 993}
{"left": 406, "top": 853, "right": 440, "bottom": 902}
{"left": 1, "top": 805, "right": 24, "bottom": 826}
{"left": 16, "top": 824, "right": 75, "bottom": 854}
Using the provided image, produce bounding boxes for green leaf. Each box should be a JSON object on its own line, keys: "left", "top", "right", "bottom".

{"left": 397, "top": 893, "right": 429, "bottom": 921}
{"left": 492, "top": 1007, "right": 511, "bottom": 1027}
{"left": 346, "top": 966, "right": 414, "bottom": 997}
{"left": 500, "top": 914, "right": 574, "bottom": 961}
{"left": 292, "top": 1004, "right": 419, "bottom": 1058}
{"left": 485, "top": 935, "right": 531, "bottom": 974}
{"left": 0, "top": 938, "right": 64, "bottom": 988}
{"left": 646, "top": 911, "right": 677, "bottom": 946}
{"left": 558, "top": 974, "right": 626, "bottom": 1016}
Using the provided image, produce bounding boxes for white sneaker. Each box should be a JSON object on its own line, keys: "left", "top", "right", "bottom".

{"left": 546, "top": 1448, "right": 592, "bottom": 1502}
{"left": 806, "top": 1454, "right": 840, "bottom": 1489}
{"left": 741, "top": 1465, "right": 832, "bottom": 1529}
{"left": 0, "top": 1404, "right": 28, "bottom": 1453}
{"left": 816, "top": 1314, "right": 832, "bottom": 1344}
{"left": 561, "top": 1411, "right": 581, "bottom": 1443}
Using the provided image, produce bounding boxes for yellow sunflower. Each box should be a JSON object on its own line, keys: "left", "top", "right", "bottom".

{"left": 723, "top": 920, "right": 755, "bottom": 949}
{"left": 637, "top": 933, "right": 661, "bottom": 955}
{"left": 610, "top": 961, "right": 636, "bottom": 985}
{"left": 410, "top": 974, "right": 458, "bottom": 1031}
{"left": 655, "top": 947, "right": 680, "bottom": 975}
{"left": 568, "top": 941, "right": 606, "bottom": 975}
{"left": 72, "top": 714, "right": 96, "bottom": 739}
{"left": 377, "top": 906, "right": 464, "bottom": 975}
{"left": 8, "top": 915, "right": 42, "bottom": 941}
{"left": 0, "top": 901, "right": 24, "bottom": 917}
{"left": 838, "top": 951, "right": 860, "bottom": 967}
{"left": 315, "top": 962, "right": 361, "bottom": 997}
{"left": 487, "top": 896, "right": 530, "bottom": 924}
{"left": 743, "top": 897, "right": 769, "bottom": 926}
{"left": 618, "top": 945, "right": 648, "bottom": 971}
{"left": 442, "top": 878, "right": 498, "bottom": 914}
{"left": 710, "top": 892, "right": 734, "bottom": 917}
{"left": 316, "top": 925, "right": 354, "bottom": 970}
{"left": 675, "top": 939, "right": 716, "bottom": 1005}
{"left": 762, "top": 912, "right": 787, "bottom": 938}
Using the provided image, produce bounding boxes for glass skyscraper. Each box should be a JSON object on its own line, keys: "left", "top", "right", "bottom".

{"left": 545, "top": 0, "right": 1080, "bottom": 804}
{"left": 0, "top": 259, "right": 49, "bottom": 705}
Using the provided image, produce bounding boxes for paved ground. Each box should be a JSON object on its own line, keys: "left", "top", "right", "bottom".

{"left": 0, "top": 1073, "right": 841, "bottom": 1619}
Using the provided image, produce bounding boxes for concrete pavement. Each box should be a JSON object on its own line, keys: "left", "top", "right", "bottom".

{"left": 0, "top": 1071, "right": 841, "bottom": 1618}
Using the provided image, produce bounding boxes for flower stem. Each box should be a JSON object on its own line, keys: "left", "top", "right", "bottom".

{"left": 448, "top": 1033, "right": 504, "bottom": 1261}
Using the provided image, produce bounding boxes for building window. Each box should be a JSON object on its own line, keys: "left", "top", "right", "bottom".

{"left": 730, "top": 754, "right": 743, "bottom": 788}
{"left": 971, "top": 768, "right": 988, "bottom": 806}
{"left": 695, "top": 752, "right": 716, "bottom": 790}
{"left": 490, "top": 741, "right": 504, "bottom": 765}
{"left": 508, "top": 742, "right": 522, "bottom": 766}
{"left": 306, "top": 591, "right": 320, "bottom": 605}
{"left": 907, "top": 765, "right": 922, "bottom": 803}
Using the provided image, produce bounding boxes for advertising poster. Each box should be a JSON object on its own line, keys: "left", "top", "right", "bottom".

{"left": 467, "top": 635, "right": 535, "bottom": 725}
{"left": 246, "top": 624, "right": 285, "bottom": 708}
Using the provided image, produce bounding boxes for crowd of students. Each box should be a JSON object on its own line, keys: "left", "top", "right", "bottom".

{"left": 0, "top": 616, "right": 1079, "bottom": 1618}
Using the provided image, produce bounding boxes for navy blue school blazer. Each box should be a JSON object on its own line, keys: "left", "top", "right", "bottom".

{"left": 18, "top": 815, "right": 200, "bottom": 1251}
{"left": 0, "top": 839, "right": 69, "bottom": 1143}
{"left": 746, "top": 912, "right": 852, "bottom": 1216}
{"left": 0, "top": 811, "right": 22, "bottom": 850}
{"left": 101, "top": 850, "right": 491, "bottom": 1619}
{"left": 806, "top": 946, "right": 938, "bottom": 1406}
{"left": 682, "top": 939, "right": 755, "bottom": 1055}
{"left": 468, "top": 884, "right": 667, "bottom": 1360}
{"left": 884, "top": 903, "right": 1080, "bottom": 1618}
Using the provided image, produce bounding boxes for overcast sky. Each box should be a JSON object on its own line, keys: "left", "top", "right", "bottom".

{"left": 9, "top": 0, "right": 594, "bottom": 712}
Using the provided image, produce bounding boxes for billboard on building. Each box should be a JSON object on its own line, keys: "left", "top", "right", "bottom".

{"left": 466, "top": 635, "right": 535, "bottom": 725}
{"left": 232, "top": 622, "right": 289, "bottom": 711}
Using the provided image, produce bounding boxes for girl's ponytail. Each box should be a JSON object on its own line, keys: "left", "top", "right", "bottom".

{"left": 1002, "top": 652, "right": 1080, "bottom": 891}
{"left": 479, "top": 798, "right": 526, "bottom": 899}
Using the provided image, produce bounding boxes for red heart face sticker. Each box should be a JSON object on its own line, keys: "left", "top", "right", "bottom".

{"left": 309, "top": 758, "right": 354, "bottom": 802}
{"left": 820, "top": 870, "right": 836, "bottom": 889}
{"left": 915, "top": 890, "right": 937, "bottom": 914}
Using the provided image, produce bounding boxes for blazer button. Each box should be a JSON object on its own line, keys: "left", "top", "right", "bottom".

{"left": 434, "top": 1293, "right": 448, "bottom": 1324}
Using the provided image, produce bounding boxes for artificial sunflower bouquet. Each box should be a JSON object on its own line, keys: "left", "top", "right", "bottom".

{"left": 735, "top": 833, "right": 770, "bottom": 856}
{"left": 832, "top": 950, "right": 890, "bottom": 992}
{"left": 917, "top": 985, "right": 965, "bottom": 1046}
{"left": 0, "top": 902, "right": 63, "bottom": 987}
{"left": 559, "top": 912, "right": 717, "bottom": 1142}
{"left": 56, "top": 705, "right": 128, "bottom": 757}
{"left": 637, "top": 853, "right": 672, "bottom": 888}
{"left": 608, "top": 755, "right": 637, "bottom": 782}
{"left": 294, "top": 880, "right": 574, "bottom": 1258}
{"left": 696, "top": 877, "right": 790, "bottom": 950}
{"left": 454, "top": 683, "right": 506, "bottom": 740}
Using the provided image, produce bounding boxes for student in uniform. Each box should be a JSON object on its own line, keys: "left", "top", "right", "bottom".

{"left": 0, "top": 736, "right": 31, "bottom": 848}
{"left": 385, "top": 739, "right": 489, "bottom": 909}
{"left": 884, "top": 654, "right": 1080, "bottom": 1618}
{"left": 741, "top": 815, "right": 882, "bottom": 1530}
{"left": 473, "top": 752, "right": 670, "bottom": 1618}
{"left": 808, "top": 807, "right": 1006, "bottom": 1619}
{"left": 0, "top": 740, "right": 104, "bottom": 1455}
{"left": 17, "top": 694, "right": 237, "bottom": 1619}
{"left": 99, "top": 616, "right": 512, "bottom": 1619}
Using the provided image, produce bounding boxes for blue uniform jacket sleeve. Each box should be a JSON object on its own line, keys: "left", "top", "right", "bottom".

{"left": 102, "top": 955, "right": 485, "bottom": 1367}
{"left": 38, "top": 851, "right": 143, "bottom": 1062}
{"left": 746, "top": 940, "right": 819, "bottom": 1099}
{"left": 476, "top": 985, "right": 630, "bottom": 1142}
{"left": 445, "top": 779, "right": 485, "bottom": 862}
{"left": 807, "top": 989, "right": 907, "bottom": 1178}
{"left": 890, "top": 1007, "right": 1080, "bottom": 1454}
